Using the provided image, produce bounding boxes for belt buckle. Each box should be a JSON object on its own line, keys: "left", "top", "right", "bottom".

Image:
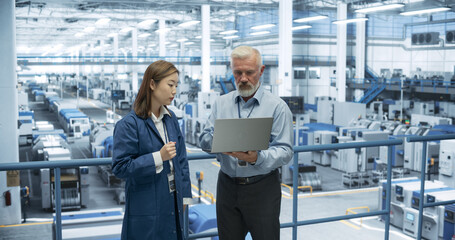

{"left": 237, "top": 177, "right": 248, "bottom": 185}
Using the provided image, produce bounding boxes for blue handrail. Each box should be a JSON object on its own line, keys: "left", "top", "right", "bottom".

{"left": 2, "top": 135, "right": 455, "bottom": 239}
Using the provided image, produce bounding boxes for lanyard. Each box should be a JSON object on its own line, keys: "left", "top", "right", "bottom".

{"left": 237, "top": 101, "right": 255, "bottom": 119}
{"left": 162, "top": 121, "right": 174, "bottom": 172}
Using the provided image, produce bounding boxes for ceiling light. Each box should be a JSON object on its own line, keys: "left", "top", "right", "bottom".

{"left": 75, "top": 32, "right": 85, "bottom": 37}
{"left": 292, "top": 25, "right": 312, "bottom": 31}
{"left": 355, "top": 3, "right": 404, "bottom": 13}
{"left": 138, "top": 19, "right": 157, "bottom": 29}
{"left": 400, "top": 7, "right": 451, "bottom": 16}
{"left": 155, "top": 28, "right": 170, "bottom": 33}
{"left": 220, "top": 30, "right": 238, "bottom": 35}
{"left": 120, "top": 27, "right": 134, "bottom": 33}
{"left": 250, "top": 24, "right": 275, "bottom": 30}
{"left": 250, "top": 31, "right": 270, "bottom": 36}
{"left": 332, "top": 18, "right": 368, "bottom": 24}
{"left": 178, "top": 20, "right": 200, "bottom": 28}
{"left": 222, "top": 35, "right": 239, "bottom": 39}
{"left": 95, "top": 18, "right": 111, "bottom": 26}
{"left": 139, "top": 33, "right": 151, "bottom": 38}
{"left": 294, "top": 15, "right": 328, "bottom": 23}
{"left": 177, "top": 38, "right": 188, "bottom": 42}
{"left": 195, "top": 35, "right": 202, "bottom": 39}
{"left": 168, "top": 43, "right": 178, "bottom": 47}
{"left": 83, "top": 27, "right": 96, "bottom": 33}
{"left": 107, "top": 33, "right": 117, "bottom": 38}
{"left": 184, "top": 42, "right": 194, "bottom": 45}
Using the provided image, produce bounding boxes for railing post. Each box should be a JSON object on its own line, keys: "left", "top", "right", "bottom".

{"left": 54, "top": 167, "right": 62, "bottom": 240}
{"left": 384, "top": 146, "right": 393, "bottom": 240}
{"left": 292, "top": 151, "right": 299, "bottom": 240}
{"left": 417, "top": 141, "right": 428, "bottom": 240}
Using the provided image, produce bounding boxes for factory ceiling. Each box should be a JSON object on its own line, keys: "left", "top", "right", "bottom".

{"left": 14, "top": 0, "right": 455, "bottom": 56}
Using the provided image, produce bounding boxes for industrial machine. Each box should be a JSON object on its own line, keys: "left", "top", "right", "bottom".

{"left": 390, "top": 180, "right": 446, "bottom": 229}
{"left": 18, "top": 110, "right": 34, "bottom": 146}
{"left": 439, "top": 139, "right": 455, "bottom": 188}
{"left": 40, "top": 148, "right": 89, "bottom": 211}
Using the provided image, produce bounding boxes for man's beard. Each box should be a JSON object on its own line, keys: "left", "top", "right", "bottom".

{"left": 237, "top": 81, "right": 260, "bottom": 97}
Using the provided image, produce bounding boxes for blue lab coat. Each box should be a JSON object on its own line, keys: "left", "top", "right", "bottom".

{"left": 112, "top": 110, "right": 192, "bottom": 240}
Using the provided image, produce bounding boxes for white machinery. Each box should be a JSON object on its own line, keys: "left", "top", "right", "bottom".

{"left": 40, "top": 148, "right": 89, "bottom": 211}
{"left": 439, "top": 139, "right": 455, "bottom": 188}
{"left": 197, "top": 92, "right": 219, "bottom": 120}
{"left": 418, "top": 189, "right": 455, "bottom": 239}
{"left": 378, "top": 177, "right": 419, "bottom": 217}
{"left": 390, "top": 180, "right": 446, "bottom": 229}
{"left": 32, "top": 134, "right": 69, "bottom": 161}
{"left": 403, "top": 127, "right": 430, "bottom": 170}
{"left": 312, "top": 130, "right": 337, "bottom": 166}
{"left": 18, "top": 110, "right": 34, "bottom": 146}
{"left": 90, "top": 124, "right": 114, "bottom": 157}
{"left": 411, "top": 114, "right": 452, "bottom": 127}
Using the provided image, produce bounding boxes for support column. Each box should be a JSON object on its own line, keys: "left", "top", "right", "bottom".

{"left": 355, "top": 13, "right": 366, "bottom": 101}
{"left": 100, "top": 39, "right": 105, "bottom": 89}
{"left": 0, "top": 0, "right": 21, "bottom": 225}
{"left": 278, "top": 0, "right": 293, "bottom": 96}
{"left": 336, "top": 1, "right": 347, "bottom": 102}
{"left": 201, "top": 4, "right": 211, "bottom": 92}
{"left": 113, "top": 34, "right": 119, "bottom": 80}
{"left": 132, "top": 28, "right": 138, "bottom": 94}
{"left": 159, "top": 20, "right": 166, "bottom": 57}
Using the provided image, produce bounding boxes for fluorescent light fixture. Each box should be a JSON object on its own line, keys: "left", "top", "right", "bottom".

{"left": 177, "top": 38, "right": 188, "bottom": 42}
{"left": 332, "top": 18, "right": 368, "bottom": 24}
{"left": 294, "top": 15, "right": 328, "bottom": 23}
{"left": 250, "top": 24, "right": 275, "bottom": 30}
{"left": 155, "top": 28, "right": 170, "bottom": 33}
{"left": 83, "top": 27, "right": 96, "bottom": 33}
{"left": 139, "top": 33, "right": 151, "bottom": 38}
{"left": 400, "top": 7, "right": 451, "bottom": 16}
{"left": 220, "top": 30, "right": 238, "bottom": 35}
{"left": 250, "top": 31, "right": 270, "bottom": 36}
{"left": 292, "top": 25, "right": 312, "bottom": 31}
{"left": 355, "top": 3, "right": 404, "bottom": 13}
{"left": 178, "top": 20, "right": 200, "bottom": 28}
{"left": 168, "top": 43, "right": 178, "bottom": 47}
{"left": 75, "top": 32, "right": 85, "bottom": 37}
{"left": 195, "top": 35, "right": 202, "bottom": 39}
{"left": 120, "top": 27, "right": 134, "bottom": 33}
{"left": 107, "top": 33, "right": 117, "bottom": 38}
{"left": 137, "top": 19, "right": 157, "bottom": 29}
{"left": 184, "top": 41, "right": 194, "bottom": 45}
{"left": 95, "top": 18, "right": 111, "bottom": 26}
{"left": 222, "top": 35, "right": 239, "bottom": 39}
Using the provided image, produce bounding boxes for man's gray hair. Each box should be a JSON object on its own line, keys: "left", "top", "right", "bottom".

{"left": 230, "top": 46, "right": 262, "bottom": 68}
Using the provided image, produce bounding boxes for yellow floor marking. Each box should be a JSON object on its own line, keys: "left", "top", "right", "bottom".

{"left": 282, "top": 188, "right": 378, "bottom": 199}
{"left": 0, "top": 221, "right": 52, "bottom": 228}
{"left": 340, "top": 220, "right": 361, "bottom": 230}
{"left": 211, "top": 161, "right": 220, "bottom": 167}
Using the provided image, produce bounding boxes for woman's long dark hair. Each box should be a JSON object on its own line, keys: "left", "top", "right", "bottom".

{"left": 134, "top": 60, "right": 179, "bottom": 119}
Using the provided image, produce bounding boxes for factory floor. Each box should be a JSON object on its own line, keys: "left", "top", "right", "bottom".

{"left": 1, "top": 94, "right": 423, "bottom": 240}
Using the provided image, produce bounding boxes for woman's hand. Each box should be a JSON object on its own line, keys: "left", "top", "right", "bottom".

{"left": 160, "top": 142, "right": 176, "bottom": 161}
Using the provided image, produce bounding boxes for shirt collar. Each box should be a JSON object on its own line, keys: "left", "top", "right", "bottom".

{"left": 235, "top": 83, "right": 264, "bottom": 104}
{"left": 151, "top": 105, "right": 170, "bottom": 123}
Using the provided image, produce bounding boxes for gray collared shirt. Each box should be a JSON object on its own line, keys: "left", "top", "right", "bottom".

{"left": 199, "top": 84, "right": 294, "bottom": 178}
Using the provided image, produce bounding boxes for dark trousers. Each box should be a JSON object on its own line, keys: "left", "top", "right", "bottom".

{"left": 216, "top": 170, "right": 281, "bottom": 240}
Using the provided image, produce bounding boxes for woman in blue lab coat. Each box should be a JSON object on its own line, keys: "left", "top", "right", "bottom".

{"left": 112, "top": 60, "right": 192, "bottom": 240}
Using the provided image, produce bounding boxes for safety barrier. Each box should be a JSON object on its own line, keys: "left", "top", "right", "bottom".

{"left": 2, "top": 134, "right": 455, "bottom": 239}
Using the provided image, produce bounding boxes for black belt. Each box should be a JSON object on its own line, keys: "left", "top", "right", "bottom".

{"left": 224, "top": 169, "right": 278, "bottom": 185}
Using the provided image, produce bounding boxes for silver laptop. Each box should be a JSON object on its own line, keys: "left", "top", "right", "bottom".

{"left": 210, "top": 117, "right": 273, "bottom": 153}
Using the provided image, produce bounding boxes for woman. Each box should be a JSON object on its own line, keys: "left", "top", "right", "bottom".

{"left": 112, "top": 60, "right": 191, "bottom": 240}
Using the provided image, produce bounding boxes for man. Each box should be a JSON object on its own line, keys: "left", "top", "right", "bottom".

{"left": 199, "top": 46, "right": 294, "bottom": 239}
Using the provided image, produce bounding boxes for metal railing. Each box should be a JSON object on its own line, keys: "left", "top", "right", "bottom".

{"left": 2, "top": 135, "right": 455, "bottom": 239}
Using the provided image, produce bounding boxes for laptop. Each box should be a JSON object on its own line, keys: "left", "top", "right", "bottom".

{"left": 210, "top": 117, "right": 273, "bottom": 153}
